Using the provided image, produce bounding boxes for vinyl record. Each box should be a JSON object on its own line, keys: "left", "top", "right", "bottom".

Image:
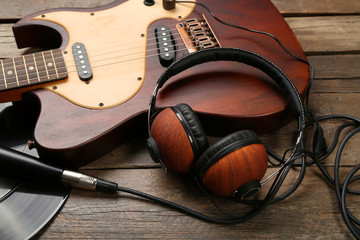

{"left": 0, "top": 102, "right": 70, "bottom": 240}
{"left": 0, "top": 176, "right": 70, "bottom": 240}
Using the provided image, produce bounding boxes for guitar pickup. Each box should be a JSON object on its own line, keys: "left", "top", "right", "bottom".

{"left": 72, "top": 42, "right": 93, "bottom": 82}
{"left": 155, "top": 26, "right": 176, "bottom": 67}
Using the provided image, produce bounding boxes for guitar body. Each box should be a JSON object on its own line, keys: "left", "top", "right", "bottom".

{"left": 12, "top": 0, "right": 309, "bottom": 168}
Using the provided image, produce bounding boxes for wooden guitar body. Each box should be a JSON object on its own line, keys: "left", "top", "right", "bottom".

{"left": 12, "top": 0, "right": 309, "bottom": 168}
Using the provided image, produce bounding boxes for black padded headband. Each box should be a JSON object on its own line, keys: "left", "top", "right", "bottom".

{"left": 149, "top": 47, "right": 305, "bottom": 132}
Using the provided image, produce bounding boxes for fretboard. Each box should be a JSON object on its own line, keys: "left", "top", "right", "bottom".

{"left": 0, "top": 49, "right": 67, "bottom": 92}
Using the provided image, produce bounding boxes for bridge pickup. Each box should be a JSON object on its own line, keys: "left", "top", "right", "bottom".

{"left": 155, "top": 26, "right": 176, "bottom": 67}
{"left": 72, "top": 42, "right": 93, "bottom": 82}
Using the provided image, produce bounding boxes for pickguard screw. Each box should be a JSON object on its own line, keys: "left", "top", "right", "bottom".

{"left": 137, "top": 77, "right": 142, "bottom": 81}
{"left": 52, "top": 86, "right": 57, "bottom": 90}
{"left": 99, "top": 103, "right": 104, "bottom": 107}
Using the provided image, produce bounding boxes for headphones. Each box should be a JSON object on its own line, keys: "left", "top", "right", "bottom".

{"left": 146, "top": 47, "right": 306, "bottom": 199}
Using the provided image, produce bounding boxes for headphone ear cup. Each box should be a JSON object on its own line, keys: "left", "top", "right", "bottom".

{"left": 150, "top": 104, "right": 209, "bottom": 173}
{"left": 173, "top": 103, "right": 209, "bottom": 156}
{"left": 195, "top": 130, "right": 268, "bottom": 197}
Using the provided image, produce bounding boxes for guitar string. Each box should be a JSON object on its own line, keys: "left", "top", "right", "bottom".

{"left": 64, "top": 33, "right": 193, "bottom": 66}
{"left": 0, "top": 41, "right": 196, "bottom": 87}
{"left": 68, "top": 27, "right": 185, "bottom": 59}
{"left": 0, "top": 29, "right": 183, "bottom": 71}
{"left": 0, "top": 23, "right": 184, "bottom": 70}
{"left": 0, "top": 31, "right": 200, "bottom": 84}
{"left": 0, "top": 36, "right": 196, "bottom": 85}
{"left": 0, "top": 45, "right": 197, "bottom": 89}
{"left": 0, "top": 14, "right": 223, "bottom": 80}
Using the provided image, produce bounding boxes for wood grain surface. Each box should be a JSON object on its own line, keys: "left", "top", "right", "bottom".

{"left": 0, "top": 0, "right": 359, "bottom": 239}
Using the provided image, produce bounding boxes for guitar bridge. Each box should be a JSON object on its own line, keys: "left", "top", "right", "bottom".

{"left": 177, "top": 15, "right": 221, "bottom": 53}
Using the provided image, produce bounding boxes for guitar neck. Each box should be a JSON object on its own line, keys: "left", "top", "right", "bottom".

{"left": 0, "top": 49, "right": 67, "bottom": 92}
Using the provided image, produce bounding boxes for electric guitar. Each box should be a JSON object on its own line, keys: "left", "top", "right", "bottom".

{"left": 1, "top": 0, "right": 309, "bottom": 167}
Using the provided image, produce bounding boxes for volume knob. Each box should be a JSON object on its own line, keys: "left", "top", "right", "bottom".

{"left": 163, "top": 0, "right": 176, "bottom": 10}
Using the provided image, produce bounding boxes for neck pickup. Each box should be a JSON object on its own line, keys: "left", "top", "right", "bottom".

{"left": 0, "top": 49, "right": 67, "bottom": 93}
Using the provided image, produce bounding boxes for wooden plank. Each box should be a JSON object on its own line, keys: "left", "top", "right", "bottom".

{"left": 0, "top": 24, "right": 24, "bottom": 57}
{"left": 307, "top": 55, "right": 360, "bottom": 93}
{"left": 308, "top": 55, "right": 360, "bottom": 79}
{"left": 36, "top": 167, "right": 358, "bottom": 239}
{"left": 311, "top": 79, "right": 360, "bottom": 93}
{"left": 271, "top": 0, "right": 360, "bottom": 15}
{"left": 286, "top": 16, "right": 360, "bottom": 54}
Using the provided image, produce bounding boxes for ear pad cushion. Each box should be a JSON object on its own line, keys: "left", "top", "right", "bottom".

{"left": 173, "top": 103, "right": 209, "bottom": 157}
{"left": 195, "top": 130, "right": 268, "bottom": 197}
{"left": 150, "top": 105, "right": 209, "bottom": 173}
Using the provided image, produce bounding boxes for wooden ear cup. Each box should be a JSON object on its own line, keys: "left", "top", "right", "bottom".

{"left": 195, "top": 130, "right": 268, "bottom": 197}
{"left": 148, "top": 104, "right": 209, "bottom": 173}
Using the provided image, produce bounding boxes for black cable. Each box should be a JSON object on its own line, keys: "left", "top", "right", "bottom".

{"left": 117, "top": 185, "right": 269, "bottom": 224}
{"left": 334, "top": 127, "right": 360, "bottom": 226}
{"left": 317, "top": 114, "right": 360, "bottom": 123}
{"left": 191, "top": 173, "right": 236, "bottom": 218}
{"left": 116, "top": 150, "right": 304, "bottom": 224}
{"left": 341, "top": 165, "right": 360, "bottom": 238}
{"left": 271, "top": 144, "right": 307, "bottom": 203}
{"left": 317, "top": 121, "right": 357, "bottom": 161}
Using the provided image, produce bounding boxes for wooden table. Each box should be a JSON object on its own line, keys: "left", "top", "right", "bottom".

{"left": 1, "top": 0, "right": 360, "bottom": 239}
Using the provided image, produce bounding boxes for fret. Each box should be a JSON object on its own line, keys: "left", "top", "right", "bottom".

{"left": 0, "top": 49, "right": 67, "bottom": 92}
{"left": 50, "top": 50, "right": 59, "bottom": 78}
{"left": 2, "top": 58, "right": 18, "bottom": 89}
{"left": 42, "top": 50, "right": 58, "bottom": 81}
{"left": 23, "top": 56, "right": 30, "bottom": 84}
{"left": 52, "top": 49, "right": 68, "bottom": 79}
{"left": 13, "top": 56, "right": 30, "bottom": 88}
{"left": 24, "top": 54, "right": 39, "bottom": 84}
{"left": 13, "top": 57, "right": 29, "bottom": 87}
{"left": 0, "top": 60, "right": 6, "bottom": 89}
{"left": 33, "top": 53, "right": 41, "bottom": 82}
{"left": 41, "top": 52, "right": 50, "bottom": 80}
{"left": 34, "top": 52, "right": 51, "bottom": 82}
{"left": 12, "top": 58, "right": 19, "bottom": 86}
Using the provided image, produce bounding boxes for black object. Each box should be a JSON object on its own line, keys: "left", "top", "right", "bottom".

{"left": 0, "top": 145, "right": 118, "bottom": 193}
